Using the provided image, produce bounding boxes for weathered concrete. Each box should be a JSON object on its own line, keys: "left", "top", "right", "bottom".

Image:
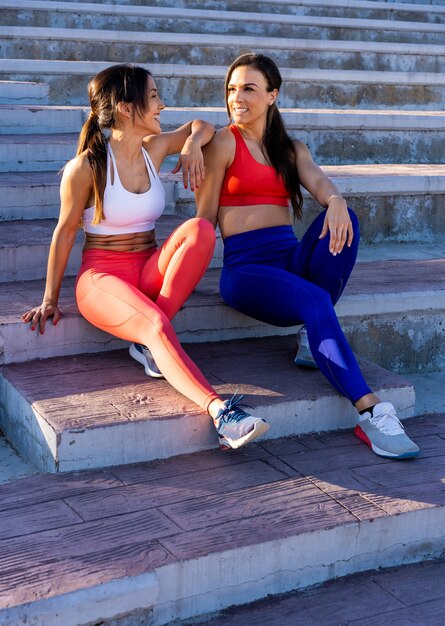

{"left": 2, "top": 25, "right": 445, "bottom": 73}
{"left": 2, "top": 106, "right": 445, "bottom": 166}
{"left": 0, "top": 80, "right": 48, "bottom": 104}
{"left": 0, "top": 413, "right": 443, "bottom": 625}
{"left": 1, "top": 1, "right": 445, "bottom": 44}
{"left": 1, "top": 59, "right": 444, "bottom": 109}
{"left": 0, "top": 337, "right": 414, "bottom": 472}
{"left": 8, "top": 0, "right": 444, "bottom": 22}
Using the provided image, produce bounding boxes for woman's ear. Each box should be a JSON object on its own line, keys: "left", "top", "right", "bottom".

{"left": 269, "top": 89, "right": 279, "bottom": 106}
{"left": 117, "top": 101, "right": 134, "bottom": 120}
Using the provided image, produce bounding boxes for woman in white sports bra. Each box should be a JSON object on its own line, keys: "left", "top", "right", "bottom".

{"left": 22, "top": 64, "right": 269, "bottom": 451}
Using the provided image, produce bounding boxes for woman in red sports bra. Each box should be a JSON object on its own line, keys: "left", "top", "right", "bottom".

{"left": 196, "top": 53, "right": 419, "bottom": 460}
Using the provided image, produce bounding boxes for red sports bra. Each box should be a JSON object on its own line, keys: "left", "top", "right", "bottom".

{"left": 219, "top": 124, "right": 290, "bottom": 207}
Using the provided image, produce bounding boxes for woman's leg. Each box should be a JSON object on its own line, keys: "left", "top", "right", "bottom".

{"left": 140, "top": 217, "right": 216, "bottom": 320}
{"left": 76, "top": 258, "right": 269, "bottom": 448}
{"left": 76, "top": 266, "right": 219, "bottom": 412}
{"left": 220, "top": 262, "right": 372, "bottom": 404}
{"left": 290, "top": 209, "right": 360, "bottom": 306}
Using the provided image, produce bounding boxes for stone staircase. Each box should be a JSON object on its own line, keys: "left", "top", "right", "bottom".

{"left": 0, "top": 0, "right": 444, "bottom": 623}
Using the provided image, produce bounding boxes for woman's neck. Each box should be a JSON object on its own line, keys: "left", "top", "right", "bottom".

{"left": 109, "top": 130, "right": 144, "bottom": 164}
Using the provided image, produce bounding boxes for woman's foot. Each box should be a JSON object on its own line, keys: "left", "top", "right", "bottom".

{"left": 213, "top": 394, "right": 270, "bottom": 450}
{"left": 354, "top": 402, "right": 420, "bottom": 459}
{"left": 129, "top": 342, "right": 164, "bottom": 378}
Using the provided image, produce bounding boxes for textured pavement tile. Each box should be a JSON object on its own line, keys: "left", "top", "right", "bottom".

{"left": 65, "top": 459, "right": 287, "bottom": 522}
{"left": 0, "top": 540, "right": 174, "bottom": 610}
{"left": 370, "top": 559, "right": 445, "bottom": 606}
{"left": 182, "top": 577, "right": 405, "bottom": 626}
{"left": 0, "top": 509, "right": 180, "bottom": 571}
{"left": 159, "top": 476, "right": 329, "bottom": 531}
{"left": 160, "top": 497, "right": 355, "bottom": 560}
{"left": 348, "top": 597, "right": 445, "bottom": 625}
{"left": 0, "top": 499, "right": 83, "bottom": 540}
{"left": 0, "top": 469, "right": 123, "bottom": 511}
{"left": 110, "top": 444, "right": 271, "bottom": 485}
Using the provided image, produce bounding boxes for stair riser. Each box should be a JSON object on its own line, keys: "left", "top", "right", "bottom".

{"left": 0, "top": 80, "right": 48, "bottom": 104}
{"left": 1, "top": 72, "right": 442, "bottom": 109}
{"left": 343, "top": 311, "right": 445, "bottom": 374}
{"left": 0, "top": 365, "right": 414, "bottom": 473}
{"left": 2, "top": 130, "right": 444, "bottom": 171}
{"left": 1, "top": 10, "right": 444, "bottom": 44}
{"left": 4, "top": 287, "right": 445, "bottom": 369}
{"left": 24, "top": 0, "right": 443, "bottom": 18}
{"left": 1, "top": 37, "right": 444, "bottom": 75}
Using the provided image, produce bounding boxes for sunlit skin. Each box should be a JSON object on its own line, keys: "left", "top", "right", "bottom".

{"left": 22, "top": 77, "right": 211, "bottom": 332}
{"left": 196, "top": 65, "right": 379, "bottom": 412}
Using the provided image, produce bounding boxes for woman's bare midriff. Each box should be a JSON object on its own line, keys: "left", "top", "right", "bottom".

{"left": 83, "top": 229, "right": 157, "bottom": 252}
{"left": 218, "top": 203, "right": 293, "bottom": 239}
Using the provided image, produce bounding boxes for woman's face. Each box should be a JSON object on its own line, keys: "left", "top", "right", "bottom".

{"left": 135, "top": 76, "right": 165, "bottom": 135}
{"left": 227, "top": 66, "right": 277, "bottom": 126}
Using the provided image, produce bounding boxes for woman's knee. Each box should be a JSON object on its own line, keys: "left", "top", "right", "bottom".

{"left": 182, "top": 217, "right": 216, "bottom": 246}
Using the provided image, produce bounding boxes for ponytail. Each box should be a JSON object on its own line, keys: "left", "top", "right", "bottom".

{"left": 264, "top": 104, "right": 303, "bottom": 220}
{"left": 76, "top": 112, "right": 107, "bottom": 224}
{"left": 75, "top": 64, "right": 152, "bottom": 225}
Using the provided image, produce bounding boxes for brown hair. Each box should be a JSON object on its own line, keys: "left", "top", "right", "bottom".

{"left": 225, "top": 53, "right": 303, "bottom": 219}
{"left": 76, "top": 64, "right": 152, "bottom": 224}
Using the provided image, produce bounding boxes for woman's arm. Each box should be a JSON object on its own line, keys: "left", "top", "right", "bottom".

{"left": 294, "top": 140, "right": 353, "bottom": 256}
{"left": 145, "top": 119, "right": 215, "bottom": 191}
{"left": 195, "top": 129, "right": 233, "bottom": 227}
{"left": 22, "top": 155, "right": 92, "bottom": 334}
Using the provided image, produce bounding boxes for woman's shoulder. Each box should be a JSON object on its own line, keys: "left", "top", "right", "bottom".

{"left": 61, "top": 151, "right": 93, "bottom": 185}
{"left": 205, "top": 125, "right": 235, "bottom": 156}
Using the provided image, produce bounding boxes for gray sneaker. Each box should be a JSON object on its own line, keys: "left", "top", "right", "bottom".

{"left": 129, "top": 342, "right": 164, "bottom": 379}
{"left": 354, "top": 402, "right": 420, "bottom": 459}
{"left": 214, "top": 394, "right": 270, "bottom": 450}
{"left": 294, "top": 325, "right": 318, "bottom": 369}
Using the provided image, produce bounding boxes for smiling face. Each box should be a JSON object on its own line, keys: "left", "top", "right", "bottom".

{"left": 226, "top": 66, "right": 277, "bottom": 128}
{"left": 133, "top": 76, "right": 165, "bottom": 135}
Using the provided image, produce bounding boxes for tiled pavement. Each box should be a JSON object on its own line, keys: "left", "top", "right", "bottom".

{"left": 0, "top": 412, "right": 444, "bottom": 617}
{"left": 180, "top": 557, "right": 445, "bottom": 625}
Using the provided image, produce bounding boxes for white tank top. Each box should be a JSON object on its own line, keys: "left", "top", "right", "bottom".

{"left": 82, "top": 143, "right": 165, "bottom": 235}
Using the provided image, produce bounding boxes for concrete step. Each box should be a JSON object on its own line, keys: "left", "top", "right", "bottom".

{"left": 0, "top": 213, "right": 223, "bottom": 283}
{"left": 0, "top": 79, "right": 48, "bottom": 104}
{"left": 0, "top": 412, "right": 443, "bottom": 626}
{"left": 1, "top": 25, "right": 444, "bottom": 74}
{"left": 2, "top": 253, "right": 445, "bottom": 371}
{"left": 24, "top": 0, "right": 445, "bottom": 19}
{"left": 0, "top": 336, "right": 415, "bottom": 472}
{"left": 1, "top": 106, "right": 444, "bottom": 166}
{"left": 2, "top": 165, "right": 445, "bottom": 277}
{"left": 1, "top": 1, "right": 444, "bottom": 44}
{"left": 1, "top": 59, "right": 443, "bottom": 109}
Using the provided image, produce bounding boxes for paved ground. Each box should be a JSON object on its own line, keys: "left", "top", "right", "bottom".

{"left": 179, "top": 557, "right": 445, "bottom": 625}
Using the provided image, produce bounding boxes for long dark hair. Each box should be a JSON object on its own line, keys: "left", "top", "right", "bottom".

{"left": 76, "top": 64, "right": 151, "bottom": 224}
{"left": 225, "top": 53, "right": 303, "bottom": 220}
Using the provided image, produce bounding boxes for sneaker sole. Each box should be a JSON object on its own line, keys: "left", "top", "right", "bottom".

{"left": 294, "top": 356, "right": 319, "bottom": 369}
{"left": 354, "top": 425, "right": 420, "bottom": 459}
{"left": 129, "top": 344, "right": 164, "bottom": 379}
{"left": 219, "top": 420, "right": 270, "bottom": 450}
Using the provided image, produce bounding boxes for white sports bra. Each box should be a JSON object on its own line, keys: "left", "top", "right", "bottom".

{"left": 82, "top": 143, "right": 165, "bottom": 235}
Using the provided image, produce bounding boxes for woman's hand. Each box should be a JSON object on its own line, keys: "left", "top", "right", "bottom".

{"left": 319, "top": 195, "right": 353, "bottom": 256}
{"left": 171, "top": 135, "right": 205, "bottom": 191}
{"left": 22, "top": 301, "right": 61, "bottom": 335}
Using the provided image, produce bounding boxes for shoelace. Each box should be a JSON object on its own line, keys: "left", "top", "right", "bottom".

{"left": 217, "top": 394, "right": 250, "bottom": 424}
{"left": 370, "top": 411, "right": 405, "bottom": 435}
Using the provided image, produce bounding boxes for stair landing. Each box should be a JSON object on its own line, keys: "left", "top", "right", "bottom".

{"left": 0, "top": 413, "right": 443, "bottom": 625}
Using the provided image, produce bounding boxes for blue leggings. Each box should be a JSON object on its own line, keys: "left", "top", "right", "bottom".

{"left": 220, "top": 210, "right": 372, "bottom": 404}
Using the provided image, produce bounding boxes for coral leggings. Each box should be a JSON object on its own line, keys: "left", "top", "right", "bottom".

{"left": 76, "top": 218, "right": 220, "bottom": 412}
